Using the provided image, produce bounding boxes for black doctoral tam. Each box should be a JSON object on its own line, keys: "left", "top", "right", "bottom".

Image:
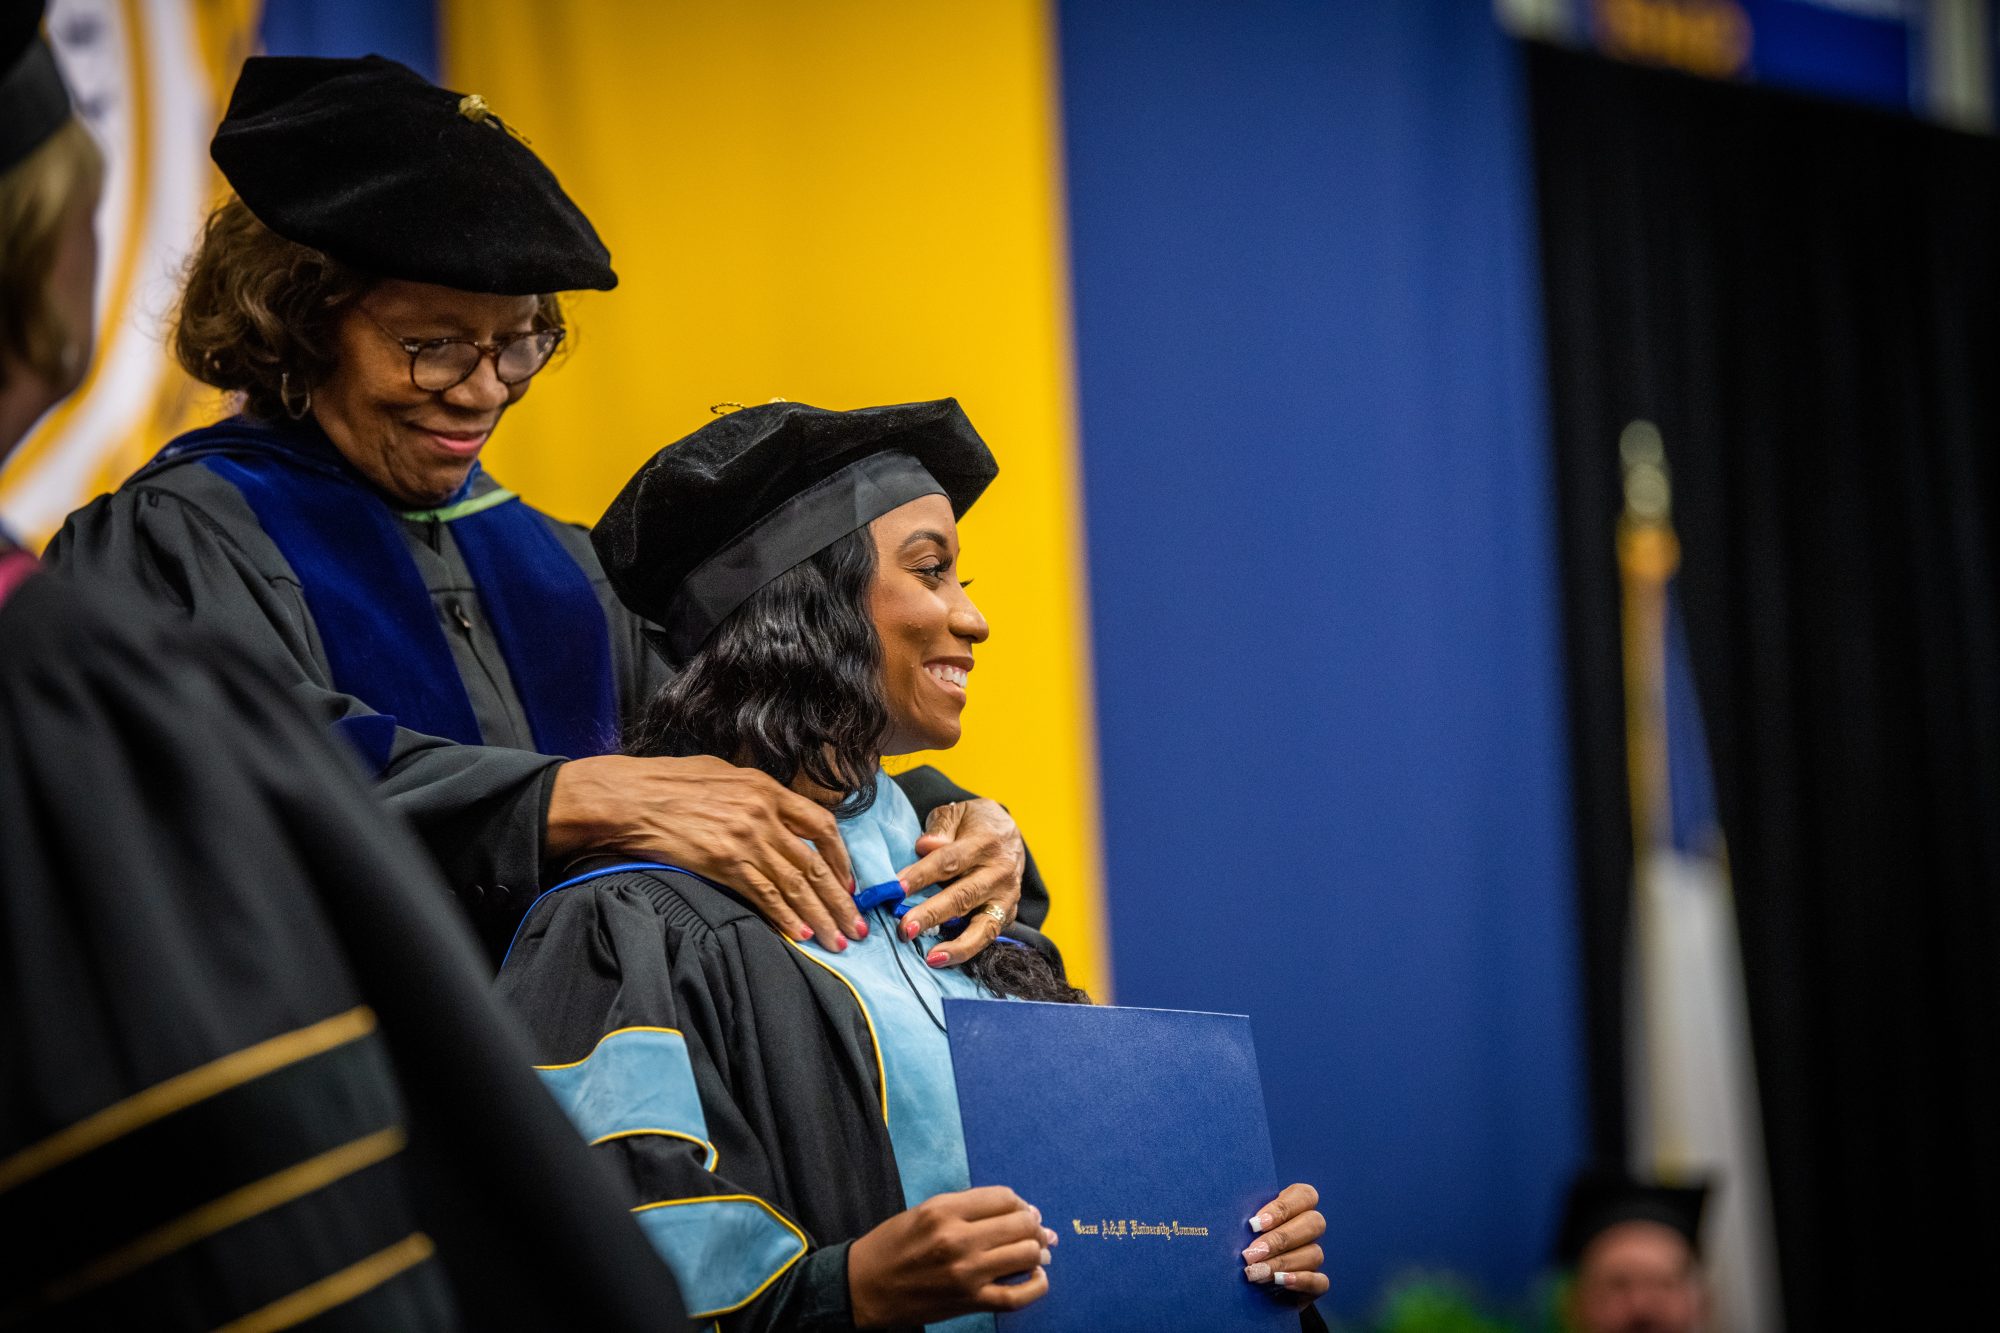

{"left": 210, "top": 53, "right": 615, "bottom": 294}
{"left": 594, "top": 398, "right": 999, "bottom": 666}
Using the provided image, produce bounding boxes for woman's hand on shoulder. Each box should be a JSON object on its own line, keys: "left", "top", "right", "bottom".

{"left": 545, "top": 754, "right": 862, "bottom": 949}
{"left": 1242, "top": 1182, "right": 1329, "bottom": 1303}
{"left": 894, "top": 798, "right": 1026, "bottom": 964}
{"left": 847, "top": 1186, "right": 1056, "bottom": 1329}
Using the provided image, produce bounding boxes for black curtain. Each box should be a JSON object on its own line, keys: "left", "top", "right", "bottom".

{"left": 1526, "top": 42, "right": 2000, "bottom": 1330}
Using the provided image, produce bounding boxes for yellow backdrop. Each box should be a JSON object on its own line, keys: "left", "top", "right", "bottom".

{"left": 445, "top": 0, "right": 1109, "bottom": 993}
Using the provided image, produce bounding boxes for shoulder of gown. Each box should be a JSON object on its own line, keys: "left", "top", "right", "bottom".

{"left": 0, "top": 566, "right": 693, "bottom": 1331}
{"left": 497, "top": 864, "right": 906, "bottom": 1331}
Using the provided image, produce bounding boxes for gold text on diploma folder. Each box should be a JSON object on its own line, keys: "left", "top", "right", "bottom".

{"left": 1071, "top": 1219, "right": 1212, "bottom": 1238}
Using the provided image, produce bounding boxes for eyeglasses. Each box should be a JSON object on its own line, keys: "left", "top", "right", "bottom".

{"left": 360, "top": 308, "right": 565, "bottom": 392}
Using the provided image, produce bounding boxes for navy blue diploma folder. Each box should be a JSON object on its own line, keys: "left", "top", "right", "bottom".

{"left": 945, "top": 999, "right": 1294, "bottom": 1332}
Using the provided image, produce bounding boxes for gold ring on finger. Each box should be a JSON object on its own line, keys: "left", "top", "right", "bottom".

{"left": 978, "top": 903, "right": 1009, "bottom": 925}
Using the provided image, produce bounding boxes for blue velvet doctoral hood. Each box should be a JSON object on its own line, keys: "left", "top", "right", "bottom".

{"left": 140, "top": 416, "right": 617, "bottom": 763}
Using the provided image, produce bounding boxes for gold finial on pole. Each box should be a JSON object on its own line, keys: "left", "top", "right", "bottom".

{"left": 1616, "top": 419, "right": 1679, "bottom": 867}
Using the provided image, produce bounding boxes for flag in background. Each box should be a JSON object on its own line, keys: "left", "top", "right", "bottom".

{"left": 1617, "top": 421, "right": 1783, "bottom": 1333}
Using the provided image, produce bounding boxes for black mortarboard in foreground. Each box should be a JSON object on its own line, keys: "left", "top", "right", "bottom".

{"left": 0, "top": 1, "right": 71, "bottom": 176}
{"left": 210, "top": 54, "right": 615, "bottom": 294}
{"left": 1556, "top": 1169, "right": 1710, "bottom": 1267}
{"left": 596, "top": 399, "right": 998, "bottom": 668}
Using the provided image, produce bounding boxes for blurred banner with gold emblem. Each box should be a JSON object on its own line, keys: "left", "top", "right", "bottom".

{"left": 0, "top": 0, "right": 256, "bottom": 542}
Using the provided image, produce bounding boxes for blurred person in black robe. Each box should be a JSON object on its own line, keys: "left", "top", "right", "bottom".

{"left": 0, "top": 9, "right": 689, "bottom": 1328}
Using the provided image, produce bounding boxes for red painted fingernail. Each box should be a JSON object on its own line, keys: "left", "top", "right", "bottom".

{"left": 851, "top": 917, "right": 867, "bottom": 939}
{"left": 926, "top": 948, "right": 949, "bottom": 967}
{"left": 903, "top": 918, "right": 921, "bottom": 940}
{"left": 794, "top": 925, "right": 813, "bottom": 942}
{"left": 849, "top": 877, "right": 857, "bottom": 892}
{"left": 832, "top": 936, "right": 848, "bottom": 953}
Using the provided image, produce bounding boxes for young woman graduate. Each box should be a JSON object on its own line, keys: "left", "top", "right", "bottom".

{"left": 44, "top": 53, "right": 1036, "bottom": 966}
{"left": 1, "top": 12, "right": 690, "bottom": 1329}
{"left": 496, "top": 399, "right": 1332, "bottom": 1330}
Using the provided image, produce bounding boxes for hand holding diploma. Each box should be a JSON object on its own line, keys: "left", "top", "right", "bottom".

{"left": 847, "top": 1185, "right": 1058, "bottom": 1328}
{"left": 1243, "top": 1182, "right": 1330, "bottom": 1302}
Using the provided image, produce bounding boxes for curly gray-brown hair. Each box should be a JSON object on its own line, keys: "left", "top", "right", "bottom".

{"left": 172, "top": 195, "right": 564, "bottom": 419}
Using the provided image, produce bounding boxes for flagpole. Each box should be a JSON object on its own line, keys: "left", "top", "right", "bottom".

{"left": 1616, "top": 420, "right": 1687, "bottom": 1174}
{"left": 1614, "top": 419, "right": 1784, "bottom": 1332}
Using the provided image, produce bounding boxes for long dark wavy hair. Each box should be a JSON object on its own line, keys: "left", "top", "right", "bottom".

{"left": 627, "top": 526, "right": 1086, "bottom": 1004}
{"left": 625, "top": 526, "right": 886, "bottom": 815}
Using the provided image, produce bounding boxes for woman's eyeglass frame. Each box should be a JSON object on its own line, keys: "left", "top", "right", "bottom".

{"left": 359, "top": 307, "right": 565, "bottom": 392}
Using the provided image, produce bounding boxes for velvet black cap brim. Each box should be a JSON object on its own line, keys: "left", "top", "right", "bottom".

{"left": 211, "top": 54, "right": 614, "bottom": 294}
{"left": 594, "top": 399, "right": 999, "bottom": 658}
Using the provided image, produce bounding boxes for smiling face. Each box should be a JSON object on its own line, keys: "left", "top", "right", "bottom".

{"left": 311, "top": 279, "right": 541, "bottom": 506}
{"left": 868, "top": 492, "right": 990, "bottom": 755}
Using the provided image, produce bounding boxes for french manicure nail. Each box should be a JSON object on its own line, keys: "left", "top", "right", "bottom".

{"left": 1040, "top": 1247, "right": 1052, "bottom": 1265}
{"left": 926, "top": 948, "right": 949, "bottom": 967}
{"left": 1245, "top": 1263, "right": 1272, "bottom": 1284}
{"left": 1248, "top": 1213, "right": 1270, "bottom": 1233}
{"left": 1274, "top": 1272, "right": 1294, "bottom": 1288}
{"left": 1042, "top": 1228, "right": 1058, "bottom": 1245}
{"left": 1029, "top": 1205, "right": 1042, "bottom": 1223}
{"left": 1242, "top": 1240, "right": 1269, "bottom": 1262}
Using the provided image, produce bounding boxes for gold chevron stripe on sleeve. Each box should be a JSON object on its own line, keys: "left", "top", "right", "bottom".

{"left": 0, "top": 1006, "right": 379, "bottom": 1195}
{"left": 207, "top": 1232, "right": 437, "bottom": 1333}
{"left": 19, "top": 1126, "right": 410, "bottom": 1317}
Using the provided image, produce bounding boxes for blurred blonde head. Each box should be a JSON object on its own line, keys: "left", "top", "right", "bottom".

{"left": 0, "top": 116, "right": 102, "bottom": 397}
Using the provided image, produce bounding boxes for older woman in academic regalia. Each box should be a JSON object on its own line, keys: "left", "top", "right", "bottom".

{"left": 47, "top": 54, "right": 1035, "bottom": 966}
{"left": 1, "top": 13, "right": 693, "bottom": 1329}
{"left": 496, "top": 399, "right": 1334, "bottom": 1330}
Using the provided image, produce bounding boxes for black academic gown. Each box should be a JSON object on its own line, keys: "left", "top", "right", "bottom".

{"left": 0, "top": 546, "right": 692, "bottom": 1331}
{"left": 495, "top": 864, "right": 1328, "bottom": 1333}
{"left": 496, "top": 864, "right": 907, "bottom": 1332}
{"left": 46, "top": 452, "right": 650, "bottom": 954}
{"left": 46, "top": 440, "right": 1049, "bottom": 958}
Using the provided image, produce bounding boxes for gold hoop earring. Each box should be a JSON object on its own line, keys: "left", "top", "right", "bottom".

{"left": 279, "top": 371, "right": 312, "bottom": 420}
